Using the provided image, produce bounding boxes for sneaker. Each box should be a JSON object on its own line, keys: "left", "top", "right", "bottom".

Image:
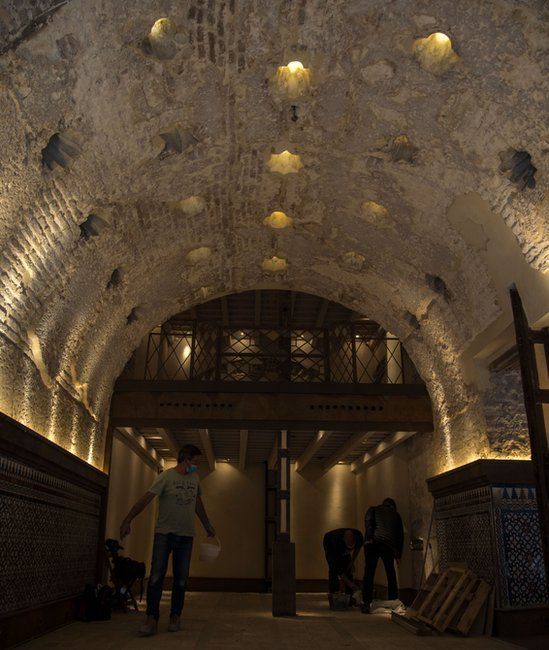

{"left": 138, "top": 615, "right": 158, "bottom": 636}
{"left": 361, "top": 604, "right": 371, "bottom": 614}
{"left": 168, "top": 614, "right": 181, "bottom": 632}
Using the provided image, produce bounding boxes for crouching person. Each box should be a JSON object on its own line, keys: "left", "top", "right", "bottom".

{"left": 323, "top": 528, "right": 363, "bottom": 605}
{"left": 120, "top": 444, "right": 215, "bottom": 636}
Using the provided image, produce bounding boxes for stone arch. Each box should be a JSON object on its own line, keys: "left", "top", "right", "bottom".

{"left": 0, "top": 0, "right": 547, "bottom": 471}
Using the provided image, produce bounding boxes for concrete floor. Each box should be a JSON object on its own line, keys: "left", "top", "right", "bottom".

{"left": 20, "top": 592, "right": 531, "bottom": 649}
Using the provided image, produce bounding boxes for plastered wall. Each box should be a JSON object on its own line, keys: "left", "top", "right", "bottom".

{"left": 188, "top": 462, "right": 265, "bottom": 579}
{"left": 190, "top": 462, "right": 359, "bottom": 580}
{"left": 292, "top": 464, "right": 358, "bottom": 580}
{"left": 105, "top": 448, "right": 436, "bottom": 588}
{"left": 105, "top": 436, "right": 159, "bottom": 566}
{"left": 355, "top": 446, "right": 415, "bottom": 591}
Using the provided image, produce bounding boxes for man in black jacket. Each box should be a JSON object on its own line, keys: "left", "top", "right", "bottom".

{"left": 362, "top": 498, "right": 404, "bottom": 613}
{"left": 323, "top": 528, "right": 364, "bottom": 596}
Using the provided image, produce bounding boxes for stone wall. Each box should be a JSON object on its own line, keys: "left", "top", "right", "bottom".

{"left": 484, "top": 366, "right": 530, "bottom": 457}
{"left": 0, "top": 0, "right": 548, "bottom": 469}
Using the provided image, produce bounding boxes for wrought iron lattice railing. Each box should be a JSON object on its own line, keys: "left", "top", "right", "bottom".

{"left": 143, "top": 323, "right": 421, "bottom": 384}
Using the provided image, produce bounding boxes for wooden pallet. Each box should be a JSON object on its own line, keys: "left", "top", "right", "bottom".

{"left": 416, "top": 567, "right": 468, "bottom": 627}
{"left": 407, "top": 572, "right": 439, "bottom": 618}
{"left": 394, "top": 568, "right": 492, "bottom": 637}
{"left": 391, "top": 611, "right": 435, "bottom": 636}
{"left": 449, "top": 578, "right": 492, "bottom": 635}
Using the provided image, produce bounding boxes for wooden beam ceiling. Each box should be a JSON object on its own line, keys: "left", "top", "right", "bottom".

{"left": 199, "top": 428, "right": 216, "bottom": 471}
{"left": 320, "top": 431, "right": 378, "bottom": 475}
{"left": 111, "top": 385, "right": 433, "bottom": 432}
{"left": 115, "top": 427, "right": 163, "bottom": 472}
{"left": 295, "top": 430, "right": 331, "bottom": 472}
{"left": 351, "top": 430, "right": 417, "bottom": 474}
{"left": 155, "top": 426, "right": 179, "bottom": 458}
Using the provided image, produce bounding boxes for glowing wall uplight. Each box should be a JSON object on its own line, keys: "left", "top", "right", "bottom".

{"left": 267, "top": 151, "right": 303, "bottom": 174}
{"left": 274, "top": 60, "right": 311, "bottom": 99}
{"left": 413, "top": 32, "right": 459, "bottom": 75}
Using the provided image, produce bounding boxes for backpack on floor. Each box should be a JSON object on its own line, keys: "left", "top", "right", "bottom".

{"left": 79, "top": 584, "right": 113, "bottom": 622}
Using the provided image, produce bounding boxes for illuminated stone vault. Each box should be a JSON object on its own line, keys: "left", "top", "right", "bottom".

{"left": 0, "top": 0, "right": 547, "bottom": 470}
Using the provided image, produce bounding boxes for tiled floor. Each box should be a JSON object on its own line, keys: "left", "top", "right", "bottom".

{"left": 20, "top": 592, "right": 530, "bottom": 649}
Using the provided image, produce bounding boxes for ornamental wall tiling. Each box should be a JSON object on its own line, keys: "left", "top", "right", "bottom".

{"left": 434, "top": 484, "right": 548, "bottom": 608}
{"left": 0, "top": 455, "right": 102, "bottom": 615}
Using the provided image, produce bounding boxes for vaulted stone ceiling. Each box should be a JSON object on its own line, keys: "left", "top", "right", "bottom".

{"left": 0, "top": 0, "right": 547, "bottom": 468}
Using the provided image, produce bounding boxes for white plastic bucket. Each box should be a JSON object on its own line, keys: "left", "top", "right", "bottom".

{"left": 199, "top": 536, "right": 221, "bottom": 563}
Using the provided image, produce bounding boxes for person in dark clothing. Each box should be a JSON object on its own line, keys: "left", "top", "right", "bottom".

{"left": 361, "top": 498, "right": 404, "bottom": 613}
{"left": 323, "top": 528, "right": 364, "bottom": 596}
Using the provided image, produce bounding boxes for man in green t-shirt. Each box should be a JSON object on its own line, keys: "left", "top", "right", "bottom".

{"left": 120, "top": 444, "right": 215, "bottom": 636}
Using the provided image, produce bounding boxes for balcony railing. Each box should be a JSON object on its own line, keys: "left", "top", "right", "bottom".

{"left": 143, "top": 322, "right": 422, "bottom": 385}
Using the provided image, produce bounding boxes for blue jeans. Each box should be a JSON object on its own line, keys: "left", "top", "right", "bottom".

{"left": 146, "top": 533, "right": 193, "bottom": 619}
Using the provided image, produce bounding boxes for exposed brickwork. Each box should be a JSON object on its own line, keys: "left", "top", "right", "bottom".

{"left": 0, "top": 0, "right": 547, "bottom": 468}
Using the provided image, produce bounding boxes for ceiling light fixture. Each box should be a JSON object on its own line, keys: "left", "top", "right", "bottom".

{"left": 275, "top": 60, "right": 311, "bottom": 99}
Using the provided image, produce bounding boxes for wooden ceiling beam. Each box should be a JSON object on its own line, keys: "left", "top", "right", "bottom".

{"left": 295, "top": 430, "right": 331, "bottom": 472}
{"left": 199, "top": 428, "right": 216, "bottom": 471}
{"left": 155, "top": 427, "right": 180, "bottom": 458}
{"left": 351, "top": 431, "right": 417, "bottom": 474}
{"left": 111, "top": 387, "right": 433, "bottom": 432}
{"left": 320, "top": 431, "right": 378, "bottom": 475}
{"left": 115, "top": 428, "right": 163, "bottom": 472}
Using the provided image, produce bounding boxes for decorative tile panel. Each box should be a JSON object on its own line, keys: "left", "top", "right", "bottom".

{"left": 435, "top": 487, "right": 495, "bottom": 584}
{"left": 0, "top": 455, "right": 102, "bottom": 615}
{"left": 433, "top": 479, "right": 548, "bottom": 609}
{"left": 493, "top": 485, "right": 548, "bottom": 607}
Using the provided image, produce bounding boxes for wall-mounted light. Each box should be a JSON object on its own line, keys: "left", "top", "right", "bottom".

{"left": 267, "top": 151, "right": 302, "bottom": 174}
